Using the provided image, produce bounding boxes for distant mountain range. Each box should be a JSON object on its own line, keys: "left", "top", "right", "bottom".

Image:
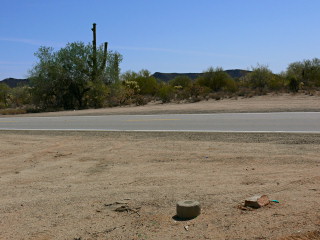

{"left": 0, "top": 78, "right": 30, "bottom": 88}
{"left": 151, "top": 69, "right": 250, "bottom": 82}
{"left": 0, "top": 69, "right": 250, "bottom": 87}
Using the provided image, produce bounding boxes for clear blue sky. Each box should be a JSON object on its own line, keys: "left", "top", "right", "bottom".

{"left": 1, "top": 0, "right": 320, "bottom": 79}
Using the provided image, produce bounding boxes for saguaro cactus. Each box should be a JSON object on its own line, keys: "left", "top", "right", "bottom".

{"left": 91, "top": 23, "right": 108, "bottom": 82}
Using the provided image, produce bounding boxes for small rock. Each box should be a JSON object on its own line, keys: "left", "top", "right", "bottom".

{"left": 244, "top": 195, "right": 270, "bottom": 208}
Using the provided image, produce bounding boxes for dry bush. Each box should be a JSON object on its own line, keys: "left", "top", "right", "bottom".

{"left": 208, "top": 92, "right": 225, "bottom": 100}
{"left": 134, "top": 95, "right": 149, "bottom": 106}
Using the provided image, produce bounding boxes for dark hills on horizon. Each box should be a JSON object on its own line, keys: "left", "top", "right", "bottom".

{"left": 152, "top": 69, "right": 250, "bottom": 82}
{"left": 0, "top": 78, "right": 30, "bottom": 88}
{"left": 1, "top": 69, "right": 250, "bottom": 88}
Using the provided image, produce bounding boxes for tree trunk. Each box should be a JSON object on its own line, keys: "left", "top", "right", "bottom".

{"left": 91, "top": 23, "right": 97, "bottom": 82}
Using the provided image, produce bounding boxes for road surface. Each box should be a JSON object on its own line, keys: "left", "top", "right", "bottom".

{"left": 1, "top": 112, "right": 320, "bottom": 133}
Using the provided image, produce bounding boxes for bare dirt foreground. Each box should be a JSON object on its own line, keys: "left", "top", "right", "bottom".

{"left": 4, "top": 93, "right": 320, "bottom": 117}
{"left": 0, "top": 131, "right": 320, "bottom": 240}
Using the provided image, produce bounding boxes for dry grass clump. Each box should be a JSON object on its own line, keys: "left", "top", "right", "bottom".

{"left": 0, "top": 108, "right": 27, "bottom": 115}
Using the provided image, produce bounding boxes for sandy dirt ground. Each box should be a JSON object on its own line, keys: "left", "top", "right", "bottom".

{"left": 0, "top": 131, "right": 319, "bottom": 240}
{"left": 4, "top": 93, "right": 320, "bottom": 117}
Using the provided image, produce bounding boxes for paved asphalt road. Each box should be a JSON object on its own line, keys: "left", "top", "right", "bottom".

{"left": 1, "top": 112, "right": 320, "bottom": 133}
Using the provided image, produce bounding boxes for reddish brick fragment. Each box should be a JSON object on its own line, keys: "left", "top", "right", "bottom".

{"left": 244, "top": 195, "right": 270, "bottom": 208}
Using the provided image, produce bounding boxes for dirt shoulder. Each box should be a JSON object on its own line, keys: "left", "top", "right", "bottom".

{"left": 2, "top": 93, "right": 320, "bottom": 117}
{"left": 0, "top": 131, "right": 319, "bottom": 239}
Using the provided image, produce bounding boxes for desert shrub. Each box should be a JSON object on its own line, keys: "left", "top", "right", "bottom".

{"left": 288, "top": 76, "right": 299, "bottom": 92}
{"left": 255, "top": 88, "right": 268, "bottom": 95}
{"left": 245, "top": 64, "right": 274, "bottom": 90}
{"left": 134, "top": 95, "right": 149, "bottom": 106}
{"left": 85, "top": 81, "right": 109, "bottom": 108}
{"left": 0, "top": 102, "right": 6, "bottom": 109}
{"left": 186, "top": 83, "right": 210, "bottom": 98}
{"left": 196, "top": 67, "right": 234, "bottom": 92}
{"left": 107, "top": 83, "right": 131, "bottom": 107}
{"left": 0, "top": 83, "right": 10, "bottom": 108}
{"left": 268, "top": 74, "right": 286, "bottom": 91}
{"left": 135, "top": 76, "right": 158, "bottom": 96}
{"left": 169, "top": 76, "right": 193, "bottom": 100}
{"left": 9, "top": 86, "right": 32, "bottom": 107}
{"left": 286, "top": 58, "right": 320, "bottom": 87}
{"left": 209, "top": 92, "right": 225, "bottom": 100}
{"left": 157, "top": 84, "right": 174, "bottom": 103}
{"left": 123, "top": 80, "right": 140, "bottom": 95}
{"left": 223, "top": 78, "right": 238, "bottom": 92}
{"left": 169, "top": 75, "right": 192, "bottom": 89}
{"left": 25, "top": 107, "right": 44, "bottom": 113}
{"left": 237, "top": 87, "right": 256, "bottom": 98}
{"left": 0, "top": 84, "right": 32, "bottom": 109}
{"left": 174, "top": 87, "right": 192, "bottom": 100}
{"left": 121, "top": 69, "right": 158, "bottom": 96}
{"left": 136, "top": 78, "right": 158, "bottom": 96}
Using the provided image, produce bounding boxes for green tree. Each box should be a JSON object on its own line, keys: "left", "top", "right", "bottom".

{"left": 29, "top": 42, "right": 121, "bottom": 110}
{"left": 29, "top": 43, "right": 91, "bottom": 109}
{"left": 120, "top": 70, "right": 139, "bottom": 82}
{"left": 105, "top": 51, "right": 123, "bottom": 84}
{"left": 57, "top": 42, "right": 92, "bottom": 109}
{"left": 29, "top": 24, "right": 122, "bottom": 110}
{"left": 29, "top": 46, "right": 60, "bottom": 109}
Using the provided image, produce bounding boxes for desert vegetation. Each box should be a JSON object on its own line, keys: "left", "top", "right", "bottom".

{"left": 1, "top": 25, "right": 320, "bottom": 114}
